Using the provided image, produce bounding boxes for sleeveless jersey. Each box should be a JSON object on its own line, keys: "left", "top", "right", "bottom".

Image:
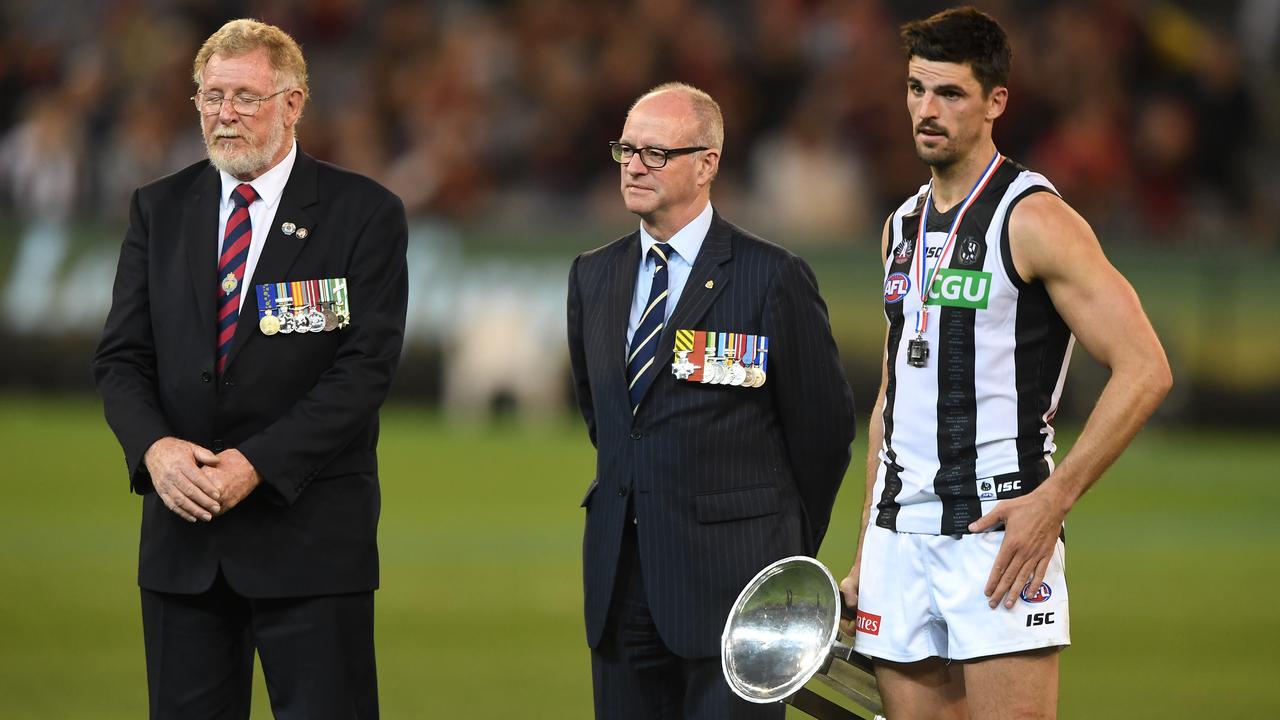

{"left": 875, "top": 159, "right": 1075, "bottom": 535}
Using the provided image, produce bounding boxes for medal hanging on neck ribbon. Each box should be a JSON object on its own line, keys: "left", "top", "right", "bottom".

{"left": 908, "top": 150, "right": 1003, "bottom": 368}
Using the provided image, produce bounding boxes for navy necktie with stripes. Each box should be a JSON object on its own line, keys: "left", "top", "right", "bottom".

{"left": 216, "top": 183, "right": 258, "bottom": 375}
{"left": 627, "top": 243, "right": 674, "bottom": 412}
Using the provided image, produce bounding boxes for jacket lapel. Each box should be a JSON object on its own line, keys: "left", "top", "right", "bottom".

{"left": 633, "top": 212, "right": 733, "bottom": 412}
{"left": 603, "top": 235, "right": 640, "bottom": 412}
{"left": 182, "top": 165, "right": 221, "bottom": 359}
{"left": 224, "top": 151, "right": 319, "bottom": 371}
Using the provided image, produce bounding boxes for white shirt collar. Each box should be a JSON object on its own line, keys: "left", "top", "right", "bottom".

{"left": 639, "top": 201, "right": 713, "bottom": 264}
{"left": 219, "top": 140, "right": 297, "bottom": 208}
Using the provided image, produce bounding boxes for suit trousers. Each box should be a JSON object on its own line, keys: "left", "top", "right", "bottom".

{"left": 590, "top": 516, "right": 784, "bottom": 720}
{"left": 140, "top": 568, "right": 377, "bottom": 720}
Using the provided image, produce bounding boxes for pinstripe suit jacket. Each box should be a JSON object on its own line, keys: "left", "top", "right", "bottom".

{"left": 567, "top": 212, "right": 857, "bottom": 658}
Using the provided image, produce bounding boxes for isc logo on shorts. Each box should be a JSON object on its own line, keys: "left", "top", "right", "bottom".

{"left": 855, "top": 609, "right": 882, "bottom": 636}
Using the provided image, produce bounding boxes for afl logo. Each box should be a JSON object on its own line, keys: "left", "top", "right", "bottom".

{"left": 1020, "top": 582, "right": 1052, "bottom": 604}
{"left": 884, "top": 272, "right": 911, "bottom": 303}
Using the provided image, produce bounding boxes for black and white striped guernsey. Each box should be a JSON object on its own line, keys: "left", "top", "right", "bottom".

{"left": 875, "top": 159, "right": 1074, "bottom": 535}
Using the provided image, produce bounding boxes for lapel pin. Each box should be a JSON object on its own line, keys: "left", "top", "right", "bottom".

{"left": 281, "top": 222, "right": 296, "bottom": 235}
{"left": 705, "top": 280, "right": 714, "bottom": 289}
{"left": 295, "top": 227, "right": 309, "bottom": 239}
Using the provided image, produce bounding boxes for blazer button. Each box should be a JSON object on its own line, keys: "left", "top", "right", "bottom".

{"left": 212, "top": 439, "right": 225, "bottom": 452}
{"left": 222, "top": 378, "right": 235, "bottom": 388}
{"left": 618, "top": 485, "right": 630, "bottom": 496}
{"left": 630, "top": 431, "right": 642, "bottom": 440}
{"left": 200, "top": 371, "right": 212, "bottom": 383}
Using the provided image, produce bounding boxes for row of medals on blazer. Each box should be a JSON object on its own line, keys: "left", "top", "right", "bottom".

{"left": 672, "top": 349, "right": 767, "bottom": 387}
{"left": 257, "top": 295, "right": 346, "bottom": 336}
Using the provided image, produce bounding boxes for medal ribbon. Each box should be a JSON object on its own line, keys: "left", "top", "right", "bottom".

{"left": 743, "top": 335, "right": 756, "bottom": 366}
{"left": 734, "top": 333, "right": 746, "bottom": 364}
{"left": 913, "top": 150, "right": 1003, "bottom": 334}
{"left": 290, "top": 281, "right": 304, "bottom": 311}
{"left": 257, "top": 283, "right": 276, "bottom": 319}
{"left": 757, "top": 337, "right": 769, "bottom": 373}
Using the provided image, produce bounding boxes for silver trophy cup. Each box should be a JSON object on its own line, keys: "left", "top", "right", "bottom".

{"left": 721, "top": 556, "right": 885, "bottom": 719}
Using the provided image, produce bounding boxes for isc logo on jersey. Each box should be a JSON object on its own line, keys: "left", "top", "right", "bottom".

{"left": 884, "top": 273, "right": 911, "bottom": 303}
{"left": 928, "top": 268, "right": 992, "bottom": 309}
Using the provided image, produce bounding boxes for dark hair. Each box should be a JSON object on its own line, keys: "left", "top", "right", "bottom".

{"left": 900, "top": 7, "right": 1010, "bottom": 94}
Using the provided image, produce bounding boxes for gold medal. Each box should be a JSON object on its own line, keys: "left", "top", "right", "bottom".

{"left": 259, "top": 312, "right": 280, "bottom": 336}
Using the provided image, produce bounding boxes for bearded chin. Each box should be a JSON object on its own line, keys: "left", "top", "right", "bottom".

{"left": 206, "top": 123, "right": 287, "bottom": 177}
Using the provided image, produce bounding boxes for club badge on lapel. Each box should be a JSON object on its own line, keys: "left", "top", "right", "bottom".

{"left": 255, "top": 277, "right": 350, "bottom": 335}
{"left": 672, "top": 330, "right": 768, "bottom": 387}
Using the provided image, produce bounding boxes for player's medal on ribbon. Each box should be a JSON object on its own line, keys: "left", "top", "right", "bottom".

{"left": 907, "top": 333, "right": 929, "bottom": 368}
{"left": 305, "top": 280, "right": 325, "bottom": 333}
{"left": 909, "top": 150, "right": 1003, "bottom": 369}
{"left": 257, "top": 282, "right": 280, "bottom": 335}
{"left": 221, "top": 272, "right": 238, "bottom": 295}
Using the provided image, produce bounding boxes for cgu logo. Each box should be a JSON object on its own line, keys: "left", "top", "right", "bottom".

{"left": 928, "top": 269, "right": 991, "bottom": 309}
{"left": 884, "top": 273, "right": 911, "bottom": 303}
{"left": 855, "top": 610, "right": 882, "bottom": 636}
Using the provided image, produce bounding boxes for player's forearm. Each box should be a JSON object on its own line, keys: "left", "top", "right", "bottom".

{"left": 854, "top": 384, "right": 887, "bottom": 560}
{"left": 1046, "top": 356, "right": 1172, "bottom": 511}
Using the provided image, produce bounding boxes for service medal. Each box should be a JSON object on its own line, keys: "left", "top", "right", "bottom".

{"left": 259, "top": 312, "right": 280, "bottom": 336}
{"left": 728, "top": 363, "right": 747, "bottom": 386}
{"left": 307, "top": 306, "right": 325, "bottom": 332}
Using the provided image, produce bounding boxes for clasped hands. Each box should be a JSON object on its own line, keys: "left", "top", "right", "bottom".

{"left": 143, "top": 437, "right": 261, "bottom": 522}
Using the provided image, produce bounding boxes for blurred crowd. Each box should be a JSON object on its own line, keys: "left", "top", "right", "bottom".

{"left": 0, "top": 0, "right": 1277, "bottom": 246}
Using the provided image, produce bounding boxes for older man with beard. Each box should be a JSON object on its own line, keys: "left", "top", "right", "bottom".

{"left": 93, "top": 19, "right": 408, "bottom": 720}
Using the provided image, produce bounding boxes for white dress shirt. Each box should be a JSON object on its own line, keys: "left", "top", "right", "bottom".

{"left": 217, "top": 140, "right": 298, "bottom": 312}
{"left": 626, "top": 202, "right": 713, "bottom": 349}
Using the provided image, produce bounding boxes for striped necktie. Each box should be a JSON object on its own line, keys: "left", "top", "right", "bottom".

{"left": 216, "top": 183, "right": 258, "bottom": 375}
{"left": 627, "top": 243, "right": 674, "bottom": 413}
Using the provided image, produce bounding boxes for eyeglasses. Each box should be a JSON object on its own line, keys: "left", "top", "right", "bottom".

{"left": 192, "top": 88, "right": 291, "bottom": 116}
{"left": 610, "top": 141, "right": 708, "bottom": 169}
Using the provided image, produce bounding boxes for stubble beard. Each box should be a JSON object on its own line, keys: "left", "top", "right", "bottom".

{"left": 916, "top": 139, "right": 960, "bottom": 171}
{"left": 205, "top": 120, "right": 287, "bottom": 178}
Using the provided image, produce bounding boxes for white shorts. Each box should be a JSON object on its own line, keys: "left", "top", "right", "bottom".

{"left": 852, "top": 524, "right": 1070, "bottom": 662}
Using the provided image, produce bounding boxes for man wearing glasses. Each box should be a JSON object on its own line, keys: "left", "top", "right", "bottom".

{"left": 93, "top": 19, "right": 407, "bottom": 719}
{"left": 567, "top": 83, "right": 857, "bottom": 718}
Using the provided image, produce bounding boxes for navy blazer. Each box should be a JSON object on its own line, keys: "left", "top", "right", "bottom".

{"left": 567, "top": 212, "right": 856, "bottom": 658}
{"left": 93, "top": 150, "right": 408, "bottom": 598}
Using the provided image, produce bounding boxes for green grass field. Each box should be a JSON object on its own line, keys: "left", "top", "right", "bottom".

{"left": 1, "top": 394, "right": 1277, "bottom": 718}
